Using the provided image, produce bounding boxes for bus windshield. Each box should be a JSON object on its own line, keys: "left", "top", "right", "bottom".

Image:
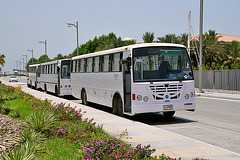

{"left": 133, "top": 47, "right": 193, "bottom": 82}
{"left": 61, "top": 60, "right": 71, "bottom": 79}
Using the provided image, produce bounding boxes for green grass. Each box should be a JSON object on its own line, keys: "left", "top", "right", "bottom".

{"left": 39, "top": 137, "right": 81, "bottom": 160}
{"left": 5, "top": 98, "right": 32, "bottom": 119}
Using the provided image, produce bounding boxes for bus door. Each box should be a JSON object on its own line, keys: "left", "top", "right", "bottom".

{"left": 123, "top": 57, "right": 132, "bottom": 113}
{"left": 37, "top": 66, "right": 41, "bottom": 88}
{"left": 57, "top": 64, "right": 60, "bottom": 95}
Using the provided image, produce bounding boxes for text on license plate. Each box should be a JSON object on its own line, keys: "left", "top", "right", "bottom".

{"left": 163, "top": 105, "right": 173, "bottom": 110}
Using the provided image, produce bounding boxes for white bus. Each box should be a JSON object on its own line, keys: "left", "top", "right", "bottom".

{"left": 40, "top": 59, "right": 71, "bottom": 96}
{"left": 71, "top": 43, "right": 195, "bottom": 117}
{"left": 27, "top": 64, "right": 41, "bottom": 89}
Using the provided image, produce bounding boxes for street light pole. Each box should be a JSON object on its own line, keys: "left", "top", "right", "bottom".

{"left": 199, "top": 0, "right": 204, "bottom": 93}
{"left": 23, "top": 54, "right": 27, "bottom": 73}
{"left": 39, "top": 40, "right": 47, "bottom": 62}
{"left": 14, "top": 61, "right": 19, "bottom": 73}
{"left": 67, "top": 21, "right": 79, "bottom": 56}
{"left": 21, "top": 58, "right": 24, "bottom": 75}
{"left": 27, "top": 49, "right": 34, "bottom": 64}
{"left": 19, "top": 61, "right": 22, "bottom": 75}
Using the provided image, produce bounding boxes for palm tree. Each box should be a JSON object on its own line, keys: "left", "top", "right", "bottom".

{"left": 0, "top": 54, "right": 6, "bottom": 72}
{"left": 157, "top": 34, "right": 180, "bottom": 44}
{"left": 0, "top": 54, "right": 6, "bottom": 67}
{"left": 223, "top": 41, "right": 240, "bottom": 67}
{"left": 142, "top": 32, "right": 155, "bottom": 43}
{"left": 199, "top": 30, "right": 222, "bottom": 65}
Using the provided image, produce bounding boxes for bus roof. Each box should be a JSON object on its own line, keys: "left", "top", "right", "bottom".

{"left": 39, "top": 59, "right": 71, "bottom": 66}
{"left": 72, "top": 43, "right": 186, "bottom": 60}
{"left": 29, "top": 64, "right": 40, "bottom": 67}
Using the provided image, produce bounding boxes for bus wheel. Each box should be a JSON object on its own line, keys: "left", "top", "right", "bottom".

{"left": 44, "top": 84, "right": 47, "bottom": 93}
{"left": 163, "top": 111, "right": 175, "bottom": 118}
{"left": 81, "top": 90, "right": 88, "bottom": 106}
{"left": 35, "top": 82, "right": 37, "bottom": 89}
{"left": 117, "top": 97, "right": 123, "bottom": 116}
{"left": 55, "top": 86, "right": 59, "bottom": 96}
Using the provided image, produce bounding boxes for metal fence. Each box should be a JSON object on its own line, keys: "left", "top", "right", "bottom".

{"left": 194, "top": 70, "right": 240, "bottom": 91}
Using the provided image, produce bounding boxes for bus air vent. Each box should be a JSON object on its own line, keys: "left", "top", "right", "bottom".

{"left": 149, "top": 84, "right": 183, "bottom": 101}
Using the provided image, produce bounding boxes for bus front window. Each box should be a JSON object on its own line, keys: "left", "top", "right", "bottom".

{"left": 133, "top": 47, "right": 193, "bottom": 82}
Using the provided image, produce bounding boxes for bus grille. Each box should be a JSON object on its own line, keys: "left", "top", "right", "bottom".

{"left": 149, "top": 84, "right": 183, "bottom": 100}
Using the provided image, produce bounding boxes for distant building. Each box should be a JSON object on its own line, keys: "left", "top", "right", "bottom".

{"left": 123, "top": 37, "right": 136, "bottom": 43}
{"left": 192, "top": 33, "right": 240, "bottom": 42}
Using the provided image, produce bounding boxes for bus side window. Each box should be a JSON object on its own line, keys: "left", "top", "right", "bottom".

{"left": 46, "top": 65, "right": 49, "bottom": 74}
{"left": 87, "top": 58, "right": 93, "bottom": 73}
{"left": 55, "top": 64, "right": 57, "bottom": 74}
{"left": 94, "top": 56, "right": 100, "bottom": 72}
{"left": 52, "top": 64, "right": 55, "bottom": 74}
{"left": 72, "top": 60, "right": 76, "bottom": 73}
{"left": 112, "top": 53, "right": 121, "bottom": 72}
{"left": 77, "top": 60, "right": 80, "bottom": 73}
{"left": 103, "top": 55, "right": 110, "bottom": 72}
{"left": 80, "top": 59, "right": 85, "bottom": 73}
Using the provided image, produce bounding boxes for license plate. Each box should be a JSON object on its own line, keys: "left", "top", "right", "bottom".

{"left": 163, "top": 105, "right": 173, "bottom": 110}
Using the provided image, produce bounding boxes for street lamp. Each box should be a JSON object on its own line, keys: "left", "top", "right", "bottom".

{"left": 66, "top": 21, "right": 79, "bottom": 56}
{"left": 27, "top": 49, "right": 33, "bottom": 65}
{"left": 39, "top": 40, "right": 47, "bottom": 62}
{"left": 20, "top": 58, "right": 24, "bottom": 75}
{"left": 14, "top": 60, "right": 19, "bottom": 73}
{"left": 23, "top": 54, "right": 27, "bottom": 73}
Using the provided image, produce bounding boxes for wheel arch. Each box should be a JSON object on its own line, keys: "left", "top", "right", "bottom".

{"left": 112, "top": 91, "right": 123, "bottom": 114}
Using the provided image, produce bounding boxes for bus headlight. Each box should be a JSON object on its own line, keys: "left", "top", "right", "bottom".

{"left": 190, "top": 92, "right": 194, "bottom": 97}
{"left": 143, "top": 96, "right": 148, "bottom": 102}
{"left": 185, "top": 94, "right": 189, "bottom": 99}
{"left": 137, "top": 95, "right": 142, "bottom": 101}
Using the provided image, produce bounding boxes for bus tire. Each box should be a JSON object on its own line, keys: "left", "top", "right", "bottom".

{"left": 117, "top": 97, "right": 123, "bottom": 116}
{"left": 55, "top": 86, "right": 59, "bottom": 96}
{"left": 163, "top": 111, "right": 175, "bottom": 118}
{"left": 81, "top": 90, "right": 88, "bottom": 106}
{"left": 44, "top": 84, "right": 47, "bottom": 93}
{"left": 112, "top": 94, "right": 123, "bottom": 116}
{"left": 35, "top": 82, "right": 37, "bottom": 89}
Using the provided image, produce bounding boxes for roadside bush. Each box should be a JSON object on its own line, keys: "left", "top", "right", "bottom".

{"left": 2, "top": 142, "right": 36, "bottom": 160}
{"left": 23, "top": 110, "right": 56, "bottom": 133}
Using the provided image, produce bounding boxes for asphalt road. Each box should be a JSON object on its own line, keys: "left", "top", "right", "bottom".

{"left": 4, "top": 76, "right": 240, "bottom": 154}
{"left": 130, "top": 96, "right": 240, "bottom": 155}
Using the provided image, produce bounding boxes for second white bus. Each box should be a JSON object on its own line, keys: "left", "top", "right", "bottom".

{"left": 39, "top": 59, "right": 71, "bottom": 96}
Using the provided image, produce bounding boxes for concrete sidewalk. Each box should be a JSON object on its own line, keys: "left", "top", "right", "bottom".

{"left": 196, "top": 91, "right": 240, "bottom": 100}
{"left": 2, "top": 80, "right": 240, "bottom": 160}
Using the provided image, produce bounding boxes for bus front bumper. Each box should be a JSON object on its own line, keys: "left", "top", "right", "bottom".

{"left": 131, "top": 100, "right": 196, "bottom": 115}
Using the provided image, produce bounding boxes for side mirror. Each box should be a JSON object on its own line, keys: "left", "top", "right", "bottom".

{"left": 127, "top": 57, "right": 132, "bottom": 66}
{"left": 57, "top": 66, "right": 60, "bottom": 72}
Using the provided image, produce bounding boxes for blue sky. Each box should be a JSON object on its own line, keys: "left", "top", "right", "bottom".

{"left": 0, "top": 0, "right": 239, "bottom": 73}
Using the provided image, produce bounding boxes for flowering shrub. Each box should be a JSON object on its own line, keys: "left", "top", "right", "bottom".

{"left": 30, "top": 98, "right": 52, "bottom": 111}
{"left": 0, "top": 84, "right": 208, "bottom": 160}
{"left": 83, "top": 141, "right": 155, "bottom": 160}
{"left": 50, "top": 103, "right": 83, "bottom": 121}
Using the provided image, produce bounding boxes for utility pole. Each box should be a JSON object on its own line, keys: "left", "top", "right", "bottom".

{"left": 14, "top": 61, "right": 19, "bottom": 72}
{"left": 21, "top": 58, "right": 24, "bottom": 75}
{"left": 188, "top": 11, "right": 191, "bottom": 54}
{"left": 27, "top": 49, "right": 34, "bottom": 64}
{"left": 199, "top": 0, "right": 204, "bottom": 93}
{"left": 19, "top": 61, "right": 22, "bottom": 75}
{"left": 39, "top": 40, "right": 47, "bottom": 62}
{"left": 67, "top": 21, "right": 79, "bottom": 56}
{"left": 23, "top": 54, "right": 27, "bottom": 73}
